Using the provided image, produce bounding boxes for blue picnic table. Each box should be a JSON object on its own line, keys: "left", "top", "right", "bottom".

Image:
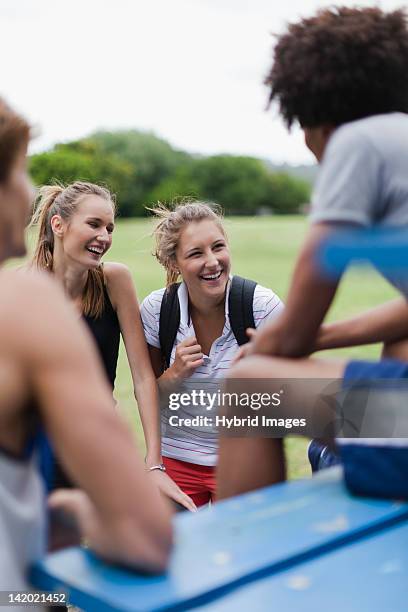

{"left": 198, "top": 519, "right": 408, "bottom": 612}
{"left": 31, "top": 468, "right": 408, "bottom": 611}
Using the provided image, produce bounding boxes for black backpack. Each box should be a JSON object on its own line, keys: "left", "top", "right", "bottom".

{"left": 159, "top": 275, "right": 257, "bottom": 369}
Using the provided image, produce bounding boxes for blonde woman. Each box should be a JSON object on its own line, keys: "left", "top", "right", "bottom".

{"left": 30, "top": 182, "right": 195, "bottom": 511}
{"left": 141, "top": 202, "right": 284, "bottom": 507}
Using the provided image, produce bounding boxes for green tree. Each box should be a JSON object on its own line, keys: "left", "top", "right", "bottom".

{"left": 88, "top": 130, "right": 189, "bottom": 214}
{"left": 30, "top": 141, "right": 135, "bottom": 216}
{"left": 268, "top": 173, "right": 310, "bottom": 214}
{"left": 190, "top": 155, "right": 274, "bottom": 214}
{"left": 146, "top": 161, "right": 201, "bottom": 205}
{"left": 30, "top": 131, "right": 311, "bottom": 217}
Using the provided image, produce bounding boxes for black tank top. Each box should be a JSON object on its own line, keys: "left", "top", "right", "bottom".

{"left": 52, "top": 284, "right": 120, "bottom": 489}
{"left": 83, "top": 284, "right": 120, "bottom": 389}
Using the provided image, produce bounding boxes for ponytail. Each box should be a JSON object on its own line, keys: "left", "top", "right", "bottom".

{"left": 30, "top": 185, "right": 64, "bottom": 271}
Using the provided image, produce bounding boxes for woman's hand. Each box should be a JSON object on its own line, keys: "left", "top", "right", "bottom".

{"left": 149, "top": 470, "right": 197, "bottom": 512}
{"left": 169, "top": 336, "right": 204, "bottom": 381}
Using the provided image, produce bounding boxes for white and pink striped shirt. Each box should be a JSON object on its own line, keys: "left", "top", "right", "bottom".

{"left": 140, "top": 277, "right": 284, "bottom": 466}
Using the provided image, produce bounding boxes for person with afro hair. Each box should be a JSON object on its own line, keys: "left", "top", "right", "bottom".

{"left": 217, "top": 6, "right": 408, "bottom": 499}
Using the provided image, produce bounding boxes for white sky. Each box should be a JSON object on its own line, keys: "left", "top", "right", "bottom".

{"left": 1, "top": 0, "right": 404, "bottom": 164}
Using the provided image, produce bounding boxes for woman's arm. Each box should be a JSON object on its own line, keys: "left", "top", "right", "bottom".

{"left": 314, "top": 297, "right": 408, "bottom": 352}
{"left": 105, "top": 264, "right": 197, "bottom": 512}
{"left": 104, "top": 263, "right": 163, "bottom": 466}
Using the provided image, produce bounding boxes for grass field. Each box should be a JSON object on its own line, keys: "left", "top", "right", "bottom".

{"left": 27, "top": 215, "right": 399, "bottom": 479}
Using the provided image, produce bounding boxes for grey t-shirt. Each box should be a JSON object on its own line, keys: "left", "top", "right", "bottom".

{"left": 310, "top": 112, "right": 408, "bottom": 295}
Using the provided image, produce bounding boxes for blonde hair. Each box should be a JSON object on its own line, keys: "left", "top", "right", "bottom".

{"left": 148, "top": 200, "right": 226, "bottom": 286}
{"left": 30, "top": 181, "right": 116, "bottom": 317}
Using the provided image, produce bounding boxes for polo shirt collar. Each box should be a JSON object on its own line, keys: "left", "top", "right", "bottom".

{"left": 178, "top": 276, "right": 233, "bottom": 329}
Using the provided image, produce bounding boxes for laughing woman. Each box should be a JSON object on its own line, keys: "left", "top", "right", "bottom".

{"left": 30, "top": 182, "right": 195, "bottom": 511}
{"left": 140, "top": 201, "right": 284, "bottom": 507}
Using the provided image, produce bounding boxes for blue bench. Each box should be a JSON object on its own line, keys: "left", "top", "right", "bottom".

{"left": 31, "top": 468, "right": 408, "bottom": 611}
{"left": 197, "top": 520, "right": 408, "bottom": 612}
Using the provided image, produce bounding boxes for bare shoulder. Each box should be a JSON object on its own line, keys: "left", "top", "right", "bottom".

{"left": 103, "top": 263, "right": 137, "bottom": 310}
{"left": 103, "top": 262, "right": 133, "bottom": 285}
{"left": 0, "top": 269, "right": 86, "bottom": 356}
{"left": 0, "top": 268, "right": 64, "bottom": 316}
{"left": 103, "top": 261, "right": 130, "bottom": 276}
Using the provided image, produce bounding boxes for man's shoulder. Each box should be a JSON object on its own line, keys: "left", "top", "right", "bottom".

{"left": 0, "top": 269, "right": 61, "bottom": 315}
{"left": 330, "top": 113, "right": 408, "bottom": 152}
{"left": 0, "top": 269, "right": 77, "bottom": 354}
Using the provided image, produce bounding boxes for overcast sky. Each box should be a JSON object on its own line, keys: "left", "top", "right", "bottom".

{"left": 1, "top": 0, "right": 403, "bottom": 164}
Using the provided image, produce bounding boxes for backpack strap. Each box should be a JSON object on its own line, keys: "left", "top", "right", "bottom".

{"left": 159, "top": 283, "right": 181, "bottom": 369}
{"left": 228, "top": 276, "right": 257, "bottom": 346}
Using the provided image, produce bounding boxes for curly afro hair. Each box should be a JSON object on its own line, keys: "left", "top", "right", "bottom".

{"left": 265, "top": 7, "right": 408, "bottom": 129}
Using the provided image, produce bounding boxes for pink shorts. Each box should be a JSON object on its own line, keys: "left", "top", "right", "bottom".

{"left": 163, "top": 456, "right": 216, "bottom": 507}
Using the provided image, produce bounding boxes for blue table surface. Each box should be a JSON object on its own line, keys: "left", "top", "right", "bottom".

{"left": 31, "top": 469, "right": 408, "bottom": 612}
{"left": 197, "top": 519, "right": 408, "bottom": 612}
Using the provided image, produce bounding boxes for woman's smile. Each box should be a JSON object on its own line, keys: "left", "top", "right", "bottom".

{"left": 176, "top": 219, "right": 231, "bottom": 301}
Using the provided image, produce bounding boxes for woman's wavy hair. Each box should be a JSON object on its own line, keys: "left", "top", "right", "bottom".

{"left": 30, "top": 181, "right": 116, "bottom": 317}
{"left": 147, "top": 199, "right": 226, "bottom": 287}
{"left": 265, "top": 7, "right": 408, "bottom": 128}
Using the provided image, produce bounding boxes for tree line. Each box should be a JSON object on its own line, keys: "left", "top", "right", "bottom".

{"left": 30, "top": 130, "right": 311, "bottom": 217}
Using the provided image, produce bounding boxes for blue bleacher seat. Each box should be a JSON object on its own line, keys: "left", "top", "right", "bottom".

{"left": 31, "top": 468, "right": 408, "bottom": 611}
